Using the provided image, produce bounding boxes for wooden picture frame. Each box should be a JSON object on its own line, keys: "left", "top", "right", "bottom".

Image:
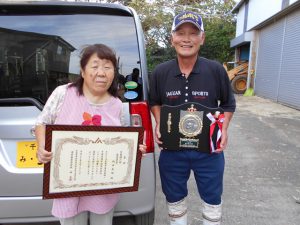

{"left": 43, "top": 125, "right": 144, "bottom": 199}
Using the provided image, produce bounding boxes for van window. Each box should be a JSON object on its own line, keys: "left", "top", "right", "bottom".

{"left": 0, "top": 13, "right": 142, "bottom": 104}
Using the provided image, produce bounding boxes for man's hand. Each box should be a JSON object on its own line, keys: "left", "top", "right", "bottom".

{"left": 155, "top": 124, "right": 163, "bottom": 145}
{"left": 215, "top": 129, "right": 228, "bottom": 153}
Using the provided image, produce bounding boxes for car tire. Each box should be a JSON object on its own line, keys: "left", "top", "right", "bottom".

{"left": 135, "top": 209, "right": 155, "bottom": 225}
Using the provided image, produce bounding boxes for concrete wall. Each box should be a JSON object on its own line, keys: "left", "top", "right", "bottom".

{"left": 247, "top": 0, "right": 282, "bottom": 30}
{"left": 234, "top": 0, "right": 300, "bottom": 36}
{"left": 236, "top": 3, "right": 246, "bottom": 36}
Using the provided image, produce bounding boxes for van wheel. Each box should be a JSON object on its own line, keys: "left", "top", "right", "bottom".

{"left": 135, "top": 209, "right": 155, "bottom": 225}
{"left": 231, "top": 74, "right": 247, "bottom": 94}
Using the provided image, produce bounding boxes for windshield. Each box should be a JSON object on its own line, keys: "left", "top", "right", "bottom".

{"left": 0, "top": 14, "right": 141, "bottom": 103}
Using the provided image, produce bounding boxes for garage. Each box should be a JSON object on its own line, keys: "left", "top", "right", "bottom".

{"left": 255, "top": 9, "right": 300, "bottom": 109}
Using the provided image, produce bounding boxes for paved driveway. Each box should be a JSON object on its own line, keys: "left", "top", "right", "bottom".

{"left": 154, "top": 95, "right": 300, "bottom": 225}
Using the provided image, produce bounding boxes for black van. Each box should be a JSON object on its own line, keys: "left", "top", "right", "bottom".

{"left": 0, "top": 1, "right": 155, "bottom": 224}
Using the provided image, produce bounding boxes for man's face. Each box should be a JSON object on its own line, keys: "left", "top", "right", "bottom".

{"left": 171, "top": 23, "right": 205, "bottom": 59}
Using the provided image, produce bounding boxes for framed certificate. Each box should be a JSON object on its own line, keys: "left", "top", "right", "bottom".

{"left": 43, "top": 125, "right": 144, "bottom": 199}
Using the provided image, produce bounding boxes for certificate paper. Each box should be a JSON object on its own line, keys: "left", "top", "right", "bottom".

{"left": 43, "top": 125, "right": 144, "bottom": 199}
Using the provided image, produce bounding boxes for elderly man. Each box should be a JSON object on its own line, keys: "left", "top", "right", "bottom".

{"left": 149, "top": 11, "right": 236, "bottom": 225}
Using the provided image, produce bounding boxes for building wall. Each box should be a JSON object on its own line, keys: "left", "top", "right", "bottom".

{"left": 234, "top": 0, "right": 300, "bottom": 36}
{"left": 254, "top": 8, "right": 300, "bottom": 109}
{"left": 247, "top": 0, "right": 282, "bottom": 30}
{"left": 232, "top": 0, "right": 300, "bottom": 108}
{"left": 236, "top": 3, "right": 246, "bottom": 36}
{"left": 290, "top": 0, "right": 299, "bottom": 4}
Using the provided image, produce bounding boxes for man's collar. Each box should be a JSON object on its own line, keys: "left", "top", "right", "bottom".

{"left": 173, "top": 57, "right": 202, "bottom": 76}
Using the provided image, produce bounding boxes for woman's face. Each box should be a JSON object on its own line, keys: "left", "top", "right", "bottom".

{"left": 81, "top": 53, "right": 115, "bottom": 96}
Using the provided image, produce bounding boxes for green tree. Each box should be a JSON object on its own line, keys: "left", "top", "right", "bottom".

{"left": 108, "top": 0, "right": 236, "bottom": 69}
{"left": 201, "top": 14, "right": 236, "bottom": 63}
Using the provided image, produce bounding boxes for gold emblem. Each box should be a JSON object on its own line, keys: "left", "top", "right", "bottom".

{"left": 179, "top": 104, "right": 203, "bottom": 138}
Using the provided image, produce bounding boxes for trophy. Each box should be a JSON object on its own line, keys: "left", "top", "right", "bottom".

{"left": 160, "top": 103, "right": 224, "bottom": 154}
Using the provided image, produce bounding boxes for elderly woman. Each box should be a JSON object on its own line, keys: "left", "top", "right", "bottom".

{"left": 35, "top": 44, "right": 146, "bottom": 225}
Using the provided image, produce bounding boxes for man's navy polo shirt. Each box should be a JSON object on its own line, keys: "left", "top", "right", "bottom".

{"left": 149, "top": 57, "right": 236, "bottom": 112}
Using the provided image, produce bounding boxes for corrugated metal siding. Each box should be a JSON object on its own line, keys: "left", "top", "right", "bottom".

{"left": 278, "top": 9, "right": 300, "bottom": 109}
{"left": 255, "top": 20, "right": 285, "bottom": 101}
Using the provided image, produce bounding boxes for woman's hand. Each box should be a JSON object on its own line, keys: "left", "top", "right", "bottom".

{"left": 139, "top": 144, "right": 147, "bottom": 156}
{"left": 36, "top": 147, "right": 52, "bottom": 164}
{"left": 35, "top": 125, "right": 52, "bottom": 164}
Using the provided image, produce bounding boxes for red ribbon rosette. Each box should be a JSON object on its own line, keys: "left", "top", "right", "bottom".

{"left": 206, "top": 112, "right": 224, "bottom": 153}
